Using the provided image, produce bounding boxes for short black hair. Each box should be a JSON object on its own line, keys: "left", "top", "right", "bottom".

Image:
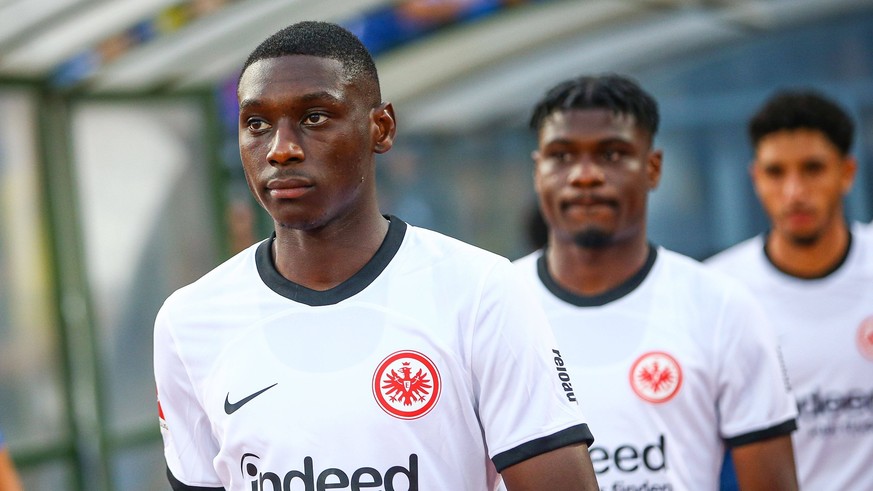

{"left": 748, "top": 90, "right": 854, "bottom": 155}
{"left": 240, "top": 21, "right": 381, "bottom": 103}
{"left": 529, "top": 74, "right": 659, "bottom": 137}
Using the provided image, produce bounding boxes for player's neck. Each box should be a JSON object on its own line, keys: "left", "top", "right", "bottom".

{"left": 272, "top": 209, "right": 390, "bottom": 291}
{"left": 547, "top": 235, "right": 650, "bottom": 297}
{"left": 765, "top": 219, "right": 851, "bottom": 279}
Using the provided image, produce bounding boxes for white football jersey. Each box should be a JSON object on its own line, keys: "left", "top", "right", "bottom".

{"left": 155, "top": 217, "right": 593, "bottom": 491}
{"left": 706, "top": 223, "right": 873, "bottom": 490}
{"left": 514, "top": 246, "right": 797, "bottom": 490}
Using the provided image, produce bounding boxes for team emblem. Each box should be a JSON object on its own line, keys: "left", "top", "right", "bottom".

{"left": 629, "top": 351, "right": 683, "bottom": 403}
{"left": 857, "top": 316, "right": 873, "bottom": 361}
{"left": 373, "top": 350, "right": 441, "bottom": 419}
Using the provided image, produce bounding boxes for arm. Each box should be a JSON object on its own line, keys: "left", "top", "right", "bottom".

{"left": 501, "top": 444, "right": 599, "bottom": 491}
{"left": 731, "top": 435, "right": 798, "bottom": 491}
{"left": 474, "top": 263, "right": 597, "bottom": 490}
{"left": 154, "top": 303, "right": 224, "bottom": 490}
{"left": 0, "top": 447, "right": 23, "bottom": 491}
{"left": 714, "top": 282, "right": 798, "bottom": 491}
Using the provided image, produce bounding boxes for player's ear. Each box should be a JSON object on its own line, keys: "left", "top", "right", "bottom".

{"left": 840, "top": 155, "right": 857, "bottom": 195}
{"left": 372, "top": 102, "right": 396, "bottom": 154}
{"left": 532, "top": 149, "right": 543, "bottom": 194}
{"left": 647, "top": 149, "right": 663, "bottom": 190}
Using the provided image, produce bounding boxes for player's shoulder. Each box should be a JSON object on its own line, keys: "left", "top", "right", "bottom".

{"left": 399, "top": 224, "right": 529, "bottom": 298}
{"left": 849, "top": 221, "right": 873, "bottom": 276}
{"left": 405, "top": 222, "right": 511, "bottom": 268}
{"left": 511, "top": 249, "right": 541, "bottom": 269}
{"left": 656, "top": 247, "right": 757, "bottom": 301}
{"left": 161, "top": 239, "right": 263, "bottom": 312}
{"left": 704, "top": 235, "right": 763, "bottom": 270}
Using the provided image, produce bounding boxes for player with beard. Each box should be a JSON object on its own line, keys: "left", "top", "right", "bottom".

{"left": 513, "top": 74, "right": 799, "bottom": 490}
{"left": 707, "top": 90, "right": 873, "bottom": 490}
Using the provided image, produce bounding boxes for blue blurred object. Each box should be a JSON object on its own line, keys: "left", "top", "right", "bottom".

{"left": 720, "top": 451, "right": 739, "bottom": 491}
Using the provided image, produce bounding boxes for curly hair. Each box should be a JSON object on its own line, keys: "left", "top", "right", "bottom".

{"left": 529, "top": 73, "right": 659, "bottom": 138}
{"left": 748, "top": 90, "right": 854, "bottom": 155}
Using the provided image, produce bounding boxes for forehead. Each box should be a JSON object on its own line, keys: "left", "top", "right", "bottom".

{"left": 539, "top": 108, "right": 642, "bottom": 144}
{"left": 755, "top": 129, "right": 844, "bottom": 163}
{"left": 237, "top": 55, "right": 349, "bottom": 104}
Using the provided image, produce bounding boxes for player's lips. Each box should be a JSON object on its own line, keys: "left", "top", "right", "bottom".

{"left": 267, "top": 177, "right": 313, "bottom": 199}
{"left": 782, "top": 206, "right": 816, "bottom": 223}
{"left": 561, "top": 194, "right": 617, "bottom": 211}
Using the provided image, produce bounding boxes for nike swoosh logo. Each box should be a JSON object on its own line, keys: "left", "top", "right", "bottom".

{"left": 224, "top": 383, "right": 277, "bottom": 415}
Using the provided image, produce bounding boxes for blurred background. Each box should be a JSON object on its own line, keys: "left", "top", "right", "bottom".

{"left": 0, "top": 0, "right": 871, "bottom": 489}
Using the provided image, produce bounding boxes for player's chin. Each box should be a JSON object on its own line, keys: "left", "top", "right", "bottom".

{"left": 786, "top": 230, "right": 823, "bottom": 247}
{"left": 270, "top": 208, "right": 326, "bottom": 232}
{"left": 778, "top": 222, "right": 823, "bottom": 246}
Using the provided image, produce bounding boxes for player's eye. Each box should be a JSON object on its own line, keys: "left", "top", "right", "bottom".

{"left": 602, "top": 150, "right": 623, "bottom": 163}
{"left": 246, "top": 118, "right": 271, "bottom": 133}
{"left": 303, "top": 113, "right": 327, "bottom": 126}
{"left": 547, "top": 150, "right": 573, "bottom": 163}
{"left": 802, "top": 161, "right": 826, "bottom": 176}
{"left": 762, "top": 165, "right": 784, "bottom": 178}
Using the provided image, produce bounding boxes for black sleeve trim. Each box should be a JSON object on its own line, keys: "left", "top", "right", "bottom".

{"left": 492, "top": 423, "right": 594, "bottom": 472}
{"left": 725, "top": 418, "right": 797, "bottom": 448}
{"left": 167, "top": 467, "right": 225, "bottom": 491}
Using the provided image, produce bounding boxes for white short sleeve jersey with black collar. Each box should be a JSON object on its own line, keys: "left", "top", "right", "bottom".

{"left": 155, "top": 216, "right": 593, "bottom": 491}
{"left": 706, "top": 222, "right": 873, "bottom": 490}
{"left": 515, "top": 246, "right": 797, "bottom": 491}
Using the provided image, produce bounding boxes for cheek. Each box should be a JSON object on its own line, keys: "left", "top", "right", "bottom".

{"left": 239, "top": 138, "right": 263, "bottom": 162}
{"left": 536, "top": 176, "right": 561, "bottom": 206}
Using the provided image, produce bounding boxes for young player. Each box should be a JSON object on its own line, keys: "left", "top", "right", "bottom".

{"left": 515, "top": 74, "right": 799, "bottom": 490}
{"left": 707, "top": 90, "right": 873, "bottom": 490}
{"left": 153, "top": 21, "right": 598, "bottom": 491}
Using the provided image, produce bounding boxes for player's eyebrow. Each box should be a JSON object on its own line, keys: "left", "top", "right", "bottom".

{"left": 238, "top": 91, "right": 343, "bottom": 111}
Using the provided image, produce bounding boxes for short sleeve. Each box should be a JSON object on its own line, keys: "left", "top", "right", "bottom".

{"left": 714, "top": 282, "right": 798, "bottom": 446}
{"left": 471, "top": 260, "right": 593, "bottom": 471}
{"left": 154, "top": 302, "right": 224, "bottom": 490}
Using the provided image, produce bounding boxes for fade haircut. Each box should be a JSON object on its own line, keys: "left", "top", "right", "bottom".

{"left": 240, "top": 21, "right": 381, "bottom": 104}
{"left": 529, "top": 74, "right": 659, "bottom": 138}
{"left": 748, "top": 90, "right": 854, "bottom": 155}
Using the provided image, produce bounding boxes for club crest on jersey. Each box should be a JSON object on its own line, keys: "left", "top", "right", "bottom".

{"left": 373, "top": 350, "right": 441, "bottom": 420}
{"left": 857, "top": 315, "right": 873, "bottom": 361}
{"left": 629, "top": 351, "right": 683, "bottom": 403}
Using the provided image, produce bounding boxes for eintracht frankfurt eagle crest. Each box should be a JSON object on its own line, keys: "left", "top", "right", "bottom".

{"left": 630, "top": 351, "right": 683, "bottom": 403}
{"left": 373, "top": 350, "right": 441, "bottom": 419}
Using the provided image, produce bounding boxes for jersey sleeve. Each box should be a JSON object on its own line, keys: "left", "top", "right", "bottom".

{"left": 154, "top": 300, "right": 225, "bottom": 490}
{"left": 470, "top": 260, "right": 594, "bottom": 472}
{"left": 714, "top": 281, "right": 798, "bottom": 447}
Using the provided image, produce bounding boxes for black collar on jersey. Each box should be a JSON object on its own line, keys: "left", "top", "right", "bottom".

{"left": 255, "top": 215, "right": 407, "bottom": 306}
{"left": 762, "top": 229, "right": 853, "bottom": 280}
{"left": 537, "top": 244, "right": 658, "bottom": 307}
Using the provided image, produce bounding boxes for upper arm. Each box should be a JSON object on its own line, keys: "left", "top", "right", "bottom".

{"left": 500, "top": 444, "right": 599, "bottom": 491}
{"left": 472, "top": 263, "right": 593, "bottom": 459}
{"left": 716, "top": 286, "right": 798, "bottom": 490}
{"left": 154, "top": 304, "right": 223, "bottom": 489}
{"left": 730, "top": 434, "right": 798, "bottom": 491}
{"left": 716, "top": 285, "right": 797, "bottom": 439}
